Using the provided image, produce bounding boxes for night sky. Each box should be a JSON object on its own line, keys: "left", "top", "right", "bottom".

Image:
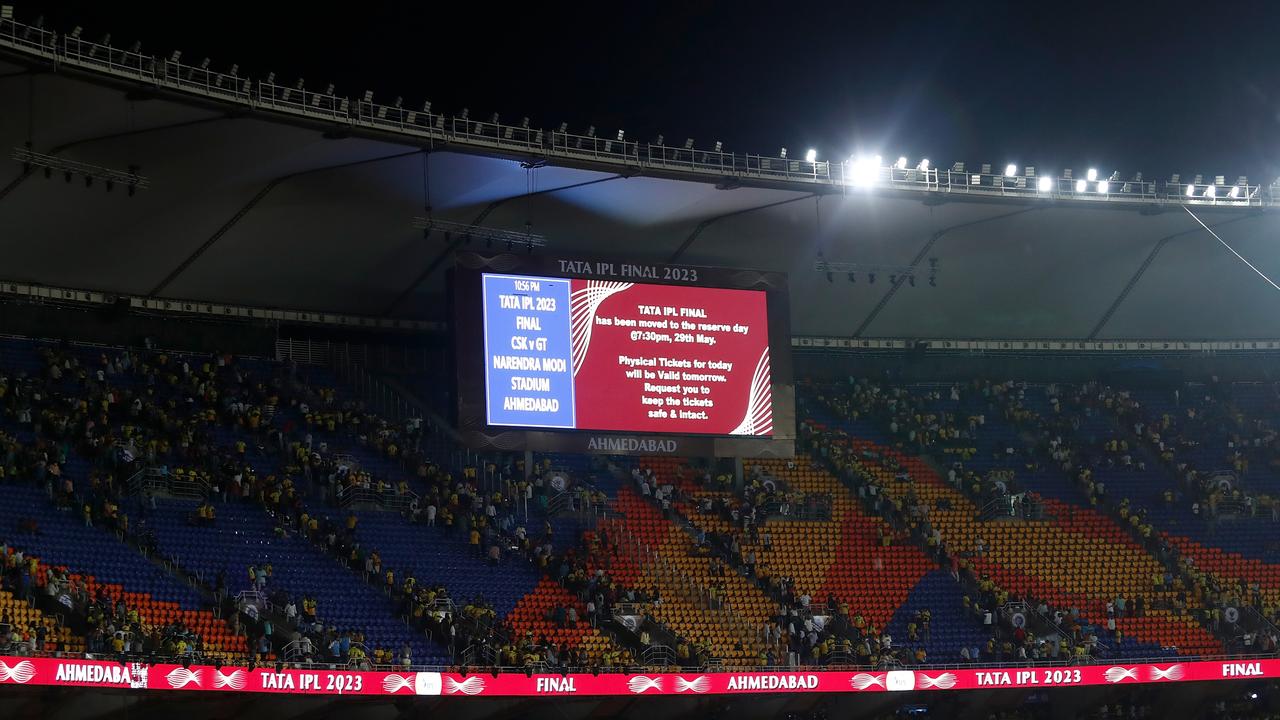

{"left": 18, "top": 1, "right": 1280, "bottom": 184}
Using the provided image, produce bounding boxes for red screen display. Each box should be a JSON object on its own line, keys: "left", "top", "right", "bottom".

{"left": 567, "top": 279, "right": 772, "bottom": 436}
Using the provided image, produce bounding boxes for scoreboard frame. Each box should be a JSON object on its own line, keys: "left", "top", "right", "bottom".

{"left": 451, "top": 251, "right": 795, "bottom": 457}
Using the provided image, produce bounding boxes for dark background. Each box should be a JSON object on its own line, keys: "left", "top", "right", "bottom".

{"left": 16, "top": 1, "right": 1280, "bottom": 183}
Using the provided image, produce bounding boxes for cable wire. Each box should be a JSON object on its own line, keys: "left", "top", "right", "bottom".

{"left": 1181, "top": 204, "right": 1280, "bottom": 292}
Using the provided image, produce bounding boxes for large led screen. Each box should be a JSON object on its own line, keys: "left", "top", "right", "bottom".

{"left": 480, "top": 273, "right": 773, "bottom": 436}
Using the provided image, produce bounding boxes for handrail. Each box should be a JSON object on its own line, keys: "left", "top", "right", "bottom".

{"left": 0, "top": 15, "right": 1275, "bottom": 209}
{"left": 5, "top": 648, "right": 1280, "bottom": 674}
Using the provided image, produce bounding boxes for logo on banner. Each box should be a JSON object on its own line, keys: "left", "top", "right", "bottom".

{"left": 886, "top": 671, "right": 916, "bottom": 692}
{"left": 849, "top": 673, "right": 886, "bottom": 690}
{"left": 383, "top": 675, "right": 415, "bottom": 694}
{"left": 1150, "top": 665, "right": 1185, "bottom": 682}
{"left": 1105, "top": 667, "right": 1139, "bottom": 683}
{"left": 445, "top": 676, "right": 486, "bottom": 695}
{"left": 214, "top": 669, "right": 247, "bottom": 690}
{"left": 415, "top": 673, "right": 442, "bottom": 696}
{"left": 675, "top": 676, "right": 710, "bottom": 693}
{"left": 165, "top": 668, "right": 202, "bottom": 689}
{"left": 627, "top": 675, "right": 664, "bottom": 694}
{"left": 917, "top": 672, "right": 957, "bottom": 690}
{"left": 0, "top": 660, "right": 36, "bottom": 684}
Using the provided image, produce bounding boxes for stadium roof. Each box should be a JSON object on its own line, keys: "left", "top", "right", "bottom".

{"left": 3, "top": 19, "right": 1280, "bottom": 342}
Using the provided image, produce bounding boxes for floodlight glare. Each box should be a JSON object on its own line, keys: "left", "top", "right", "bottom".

{"left": 1037, "top": 176, "right": 1053, "bottom": 192}
{"left": 1229, "top": 185, "right": 1240, "bottom": 198}
{"left": 1075, "top": 179, "right": 1087, "bottom": 193}
{"left": 896, "top": 156, "right": 908, "bottom": 170}
{"left": 805, "top": 148, "right": 817, "bottom": 163}
{"left": 1205, "top": 184, "right": 1216, "bottom": 198}
{"left": 1097, "top": 180, "right": 1109, "bottom": 194}
{"left": 1004, "top": 164, "right": 1017, "bottom": 177}
{"left": 1186, "top": 183, "right": 1196, "bottom": 197}
{"left": 919, "top": 159, "right": 930, "bottom": 171}
{"left": 1086, "top": 168, "right": 1098, "bottom": 182}
{"left": 848, "top": 156, "right": 879, "bottom": 187}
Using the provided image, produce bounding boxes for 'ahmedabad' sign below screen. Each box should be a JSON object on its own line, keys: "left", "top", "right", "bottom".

{"left": 481, "top": 273, "right": 773, "bottom": 436}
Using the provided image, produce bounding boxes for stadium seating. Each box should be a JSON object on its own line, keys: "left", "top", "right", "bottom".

{"left": 804, "top": 381, "right": 1224, "bottom": 658}
{"left": 7, "top": 328, "right": 1280, "bottom": 671}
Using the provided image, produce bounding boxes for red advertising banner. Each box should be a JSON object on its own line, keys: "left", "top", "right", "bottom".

{"left": 0, "top": 656, "right": 1275, "bottom": 697}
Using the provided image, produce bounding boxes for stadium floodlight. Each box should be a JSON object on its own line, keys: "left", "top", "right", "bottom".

{"left": 1097, "top": 180, "right": 1109, "bottom": 194}
{"left": 780, "top": 148, "right": 787, "bottom": 159}
{"left": 714, "top": 141, "right": 723, "bottom": 152}
{"left": 1186, "top": 182, "right": 1196, "bottom": 197}
{"left": 684, "top": 138, "right": 694, "bottom": 150}
{"left": 1204, "top": 184, "right": 1216, "bottom": 198}
{"left": 411, "top": 217, "right": 548, "bottom": 247}
{"left": 805, "top": 148, "right": 817, "bottom": 163}
{"left": 1037, "top": 176, "right": 1053, "bottom": 192}
{"left": 1229, "top": 185, "right": 1241, "bottom": 198}
{"left": 13, "top": 146, "right": 150, "bottom": 194}
{"left": 896, "top": 156, "right": 908, "bottom": 170}
{"left": 919, "top": 158, "right": 930, "bottom": 171}
{"left": 1075, "top": 179, "right": 1087, "bottom": 193}
{"left": 1004, "top": 164, "right": 1017, "bottom": 177}
{"left": 848, "top": 155, "right": 879, "bottom": 186}
{"left": 1086, "top": 168, "right": 1098, "bottom": 182}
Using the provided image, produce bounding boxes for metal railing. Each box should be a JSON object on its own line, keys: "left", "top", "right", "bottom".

{"left": 336, "top": 485, "right": 417, "bottom": 511}
{"left": 7, "top": 646, "right": 1280, "bottom": 675}
{"left": 126, "top": 466, "right": 208, "bottom": 499}
{"left": 2, "top": 16, "right": 1276, "bottom": 208}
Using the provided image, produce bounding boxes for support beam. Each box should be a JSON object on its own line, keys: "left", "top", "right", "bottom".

{"left": 666, "top": 193, "right": 818, "bottom": 263}
{"left": 381, "top": 174, "right": 628, "bottom": 317}
{"left": 148, "top": 149, "right": 423, "bottom": 296}
{"left": 1087, "top": 212, "right": 1262, "bottom": 339}
{"left": 852, "top": 207, "right": 1042, "bottom": 337}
